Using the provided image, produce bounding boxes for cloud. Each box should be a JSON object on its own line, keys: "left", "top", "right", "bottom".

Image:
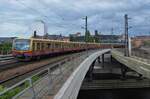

{"left": 0, "top": 0, "right": 150, "bottom": 37}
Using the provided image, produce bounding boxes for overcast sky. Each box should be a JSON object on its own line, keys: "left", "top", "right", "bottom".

{"left": 0, "top": 0, "right": 150, "bottom": 37}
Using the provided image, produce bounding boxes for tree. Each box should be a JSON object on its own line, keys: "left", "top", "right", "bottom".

{"left": 85, "top": 30, "right": 92, "bottom": 42}
{"left": 0, "top": 42, "right": 12, "bottom": 54}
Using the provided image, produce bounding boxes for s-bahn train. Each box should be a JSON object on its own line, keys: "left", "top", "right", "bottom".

{"left": 12, "top": 38, "right": 124, "bottom": 61}
{"left": 12, "top": 38, "right": 101, "bottom": 60}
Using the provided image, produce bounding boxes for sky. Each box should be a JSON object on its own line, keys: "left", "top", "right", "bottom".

{"left": 0, "top": 0, "right": 150, "bottom": 38}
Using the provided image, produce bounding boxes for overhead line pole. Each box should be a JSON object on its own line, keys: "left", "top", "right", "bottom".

{"left": 124, "top": 14, "right": 129, "bottom": 57}
{"left": 85, "top": 16, "right": 88, "bottom": 40}
{"left": 83, "top": 16, "right": 89, "bottom": 56}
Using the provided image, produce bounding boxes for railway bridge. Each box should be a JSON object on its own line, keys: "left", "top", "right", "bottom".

{"left": 0, "top": 48, "right": 150, "bottom": 99}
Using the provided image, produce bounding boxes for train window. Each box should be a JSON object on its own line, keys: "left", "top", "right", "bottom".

{"left": 13, "top": 39, "right": 30, "bottom": 51}
{"left": 55, "top": 43, "right": 59, "bottom": 48}
{"left": 47, "top": 43, "right": 51, "bottom": 49}
{"left": 61, "top": 43, "right": 63, "bottom": 49}
{"left": 59, "top": 43, "right": 61, "bottom": 48}
{"left": 61, "top": 43, "right": 64, "bottom": 49}
{"left": 64, "top": 43, "right": 67, "bottom": 48}
{"left": 41, "top": 43, "right": 44, "bottom": 50}
{"left": 65, "top": 43, "right": 67, "bottom": 48}
{"left": 32, "top": 43, "right": 35, "bottom": 51}
{"left": 69, "top": 44, "right": 71, "bottom": 48}
{"left": 37, "top": 43, "right": 40, "bottom": 50}
{"left": 51, "top": 42, "right": 54, "bottom": 49}
{"left": 74, "top": 44, "right": 76, "bottom": 48}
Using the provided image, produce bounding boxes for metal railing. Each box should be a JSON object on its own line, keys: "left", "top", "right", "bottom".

{"left": 114, "top": 48, "right": 150, "bottom": 63}
{"left": 0, "top": 54, "right": 14, "bottom": 62}
{"left": 0, "top": 51, "right": 89, "bottom": 99}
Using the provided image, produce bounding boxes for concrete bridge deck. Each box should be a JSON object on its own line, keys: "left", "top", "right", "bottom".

{"left": 111, "top": 50, "right": 150, "bottom": 79}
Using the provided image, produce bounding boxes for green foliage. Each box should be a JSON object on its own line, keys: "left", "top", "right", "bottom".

{"left": 32, "top": 75, "right": 40, "bottom": 83}
{"left": 0, "top": 43, "right": 12, "bottom": 54}
{"left": 0, "top": 85, "right": 5, "bottom": 93}
{"left": 85, "top": 30, "right": 96, "bottom": 43}
{"left": 0, "top": 87, "right": 22, "bottom": 99}
{"left": 0, "top": 81, "right": 30, "bottom": 99}
{"left": 143, "top": 40, "right": 150, "bottom": 47}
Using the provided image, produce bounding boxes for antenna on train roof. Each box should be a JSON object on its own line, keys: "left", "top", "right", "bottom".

{"left": 33, "top": 30, "right": 37, "bottom": 38}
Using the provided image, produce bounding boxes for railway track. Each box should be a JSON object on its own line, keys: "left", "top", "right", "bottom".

{"left": 0, "top": 55, "right": 19, "bottom": 71}
{"left": 0, "top": 55, "right": 14, "bottom": 62}
{"left": 0, "top": 53, "right": 75, "bottom": 72}
{"left": 0, "top": 51, "right": 87, "bottom": 87}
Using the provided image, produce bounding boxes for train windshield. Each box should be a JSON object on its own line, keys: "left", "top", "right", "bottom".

{"left": 13, "top": 39, "right": 30, "bottom": 51}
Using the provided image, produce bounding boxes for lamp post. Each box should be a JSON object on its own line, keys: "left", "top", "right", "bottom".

{"left": 124, "top": 14, "right": 131, "bottom": 57}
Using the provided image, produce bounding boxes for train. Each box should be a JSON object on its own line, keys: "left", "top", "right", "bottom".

{"left": 12, "top": 38, "right": 124, "bottom": 61}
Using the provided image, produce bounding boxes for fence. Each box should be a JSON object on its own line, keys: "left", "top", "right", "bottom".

{"left": 114, "top": 48, "right": 150, "bottom": 63}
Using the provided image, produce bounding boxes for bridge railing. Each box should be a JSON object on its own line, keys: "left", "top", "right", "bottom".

{"left": 0, "top": 52, "right": 88, "bottom": 99}
{"left": 114, "top": 48, "right": 150, "bottom": 63}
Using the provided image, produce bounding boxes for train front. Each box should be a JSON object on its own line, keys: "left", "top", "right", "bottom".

{"left": 12, "top": 39, "right": 32, "bottom": 60}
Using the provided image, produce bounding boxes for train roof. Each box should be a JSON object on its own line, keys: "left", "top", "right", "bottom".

{"left": 14, "top": 38, "right": 100, "bottom": 45}
{"left": 30, "top": 38, "right": 100, "bottom": 45}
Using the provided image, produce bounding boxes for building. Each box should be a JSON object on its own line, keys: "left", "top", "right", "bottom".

{"left": 132, "top": 36, "right": 150, "bottom": 48}
{"left": 69, "top": 32, "right": 123, "bottom": 43}
{"left": 32, "top": 34, "right": 70, "bottom": 41}
{"left": 70, "top": 32, "right": 81, "bottom": 38}
{"left": 96, "top": 34, "right": 123, "bottom": 43}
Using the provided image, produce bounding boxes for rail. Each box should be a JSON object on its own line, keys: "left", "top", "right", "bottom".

{"left": 0, "top": 54, "right": 14, "bottom": 62}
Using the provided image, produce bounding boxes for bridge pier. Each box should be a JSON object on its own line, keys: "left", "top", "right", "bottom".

{"left": 110, "top": 55, "right": 113, "bottom": 63}
{"left": 120, "top": 63, "right": 144, "bottom": 80}
{"left": 136, "top": 73, "right": 143, "bottom": 80}
{"left": 86, "top": 60, "right": 96, "bottom": 82}
{"left": 121, "top": 66, "right": 128, "bottom": 80}
{"left": 97, "top": 56, "right": 101, "bottom": 63}
{"left": 102, "top": 54, "right": 105, "bottom": 68}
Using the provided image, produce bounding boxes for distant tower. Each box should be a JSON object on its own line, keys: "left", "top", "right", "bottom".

{"left": 39, "top": 20, "right": 48, "bottom": 39}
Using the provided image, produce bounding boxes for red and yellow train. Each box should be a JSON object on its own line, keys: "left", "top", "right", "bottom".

{"left": 12, "top": 38, "right": 124, "bottom": 60}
